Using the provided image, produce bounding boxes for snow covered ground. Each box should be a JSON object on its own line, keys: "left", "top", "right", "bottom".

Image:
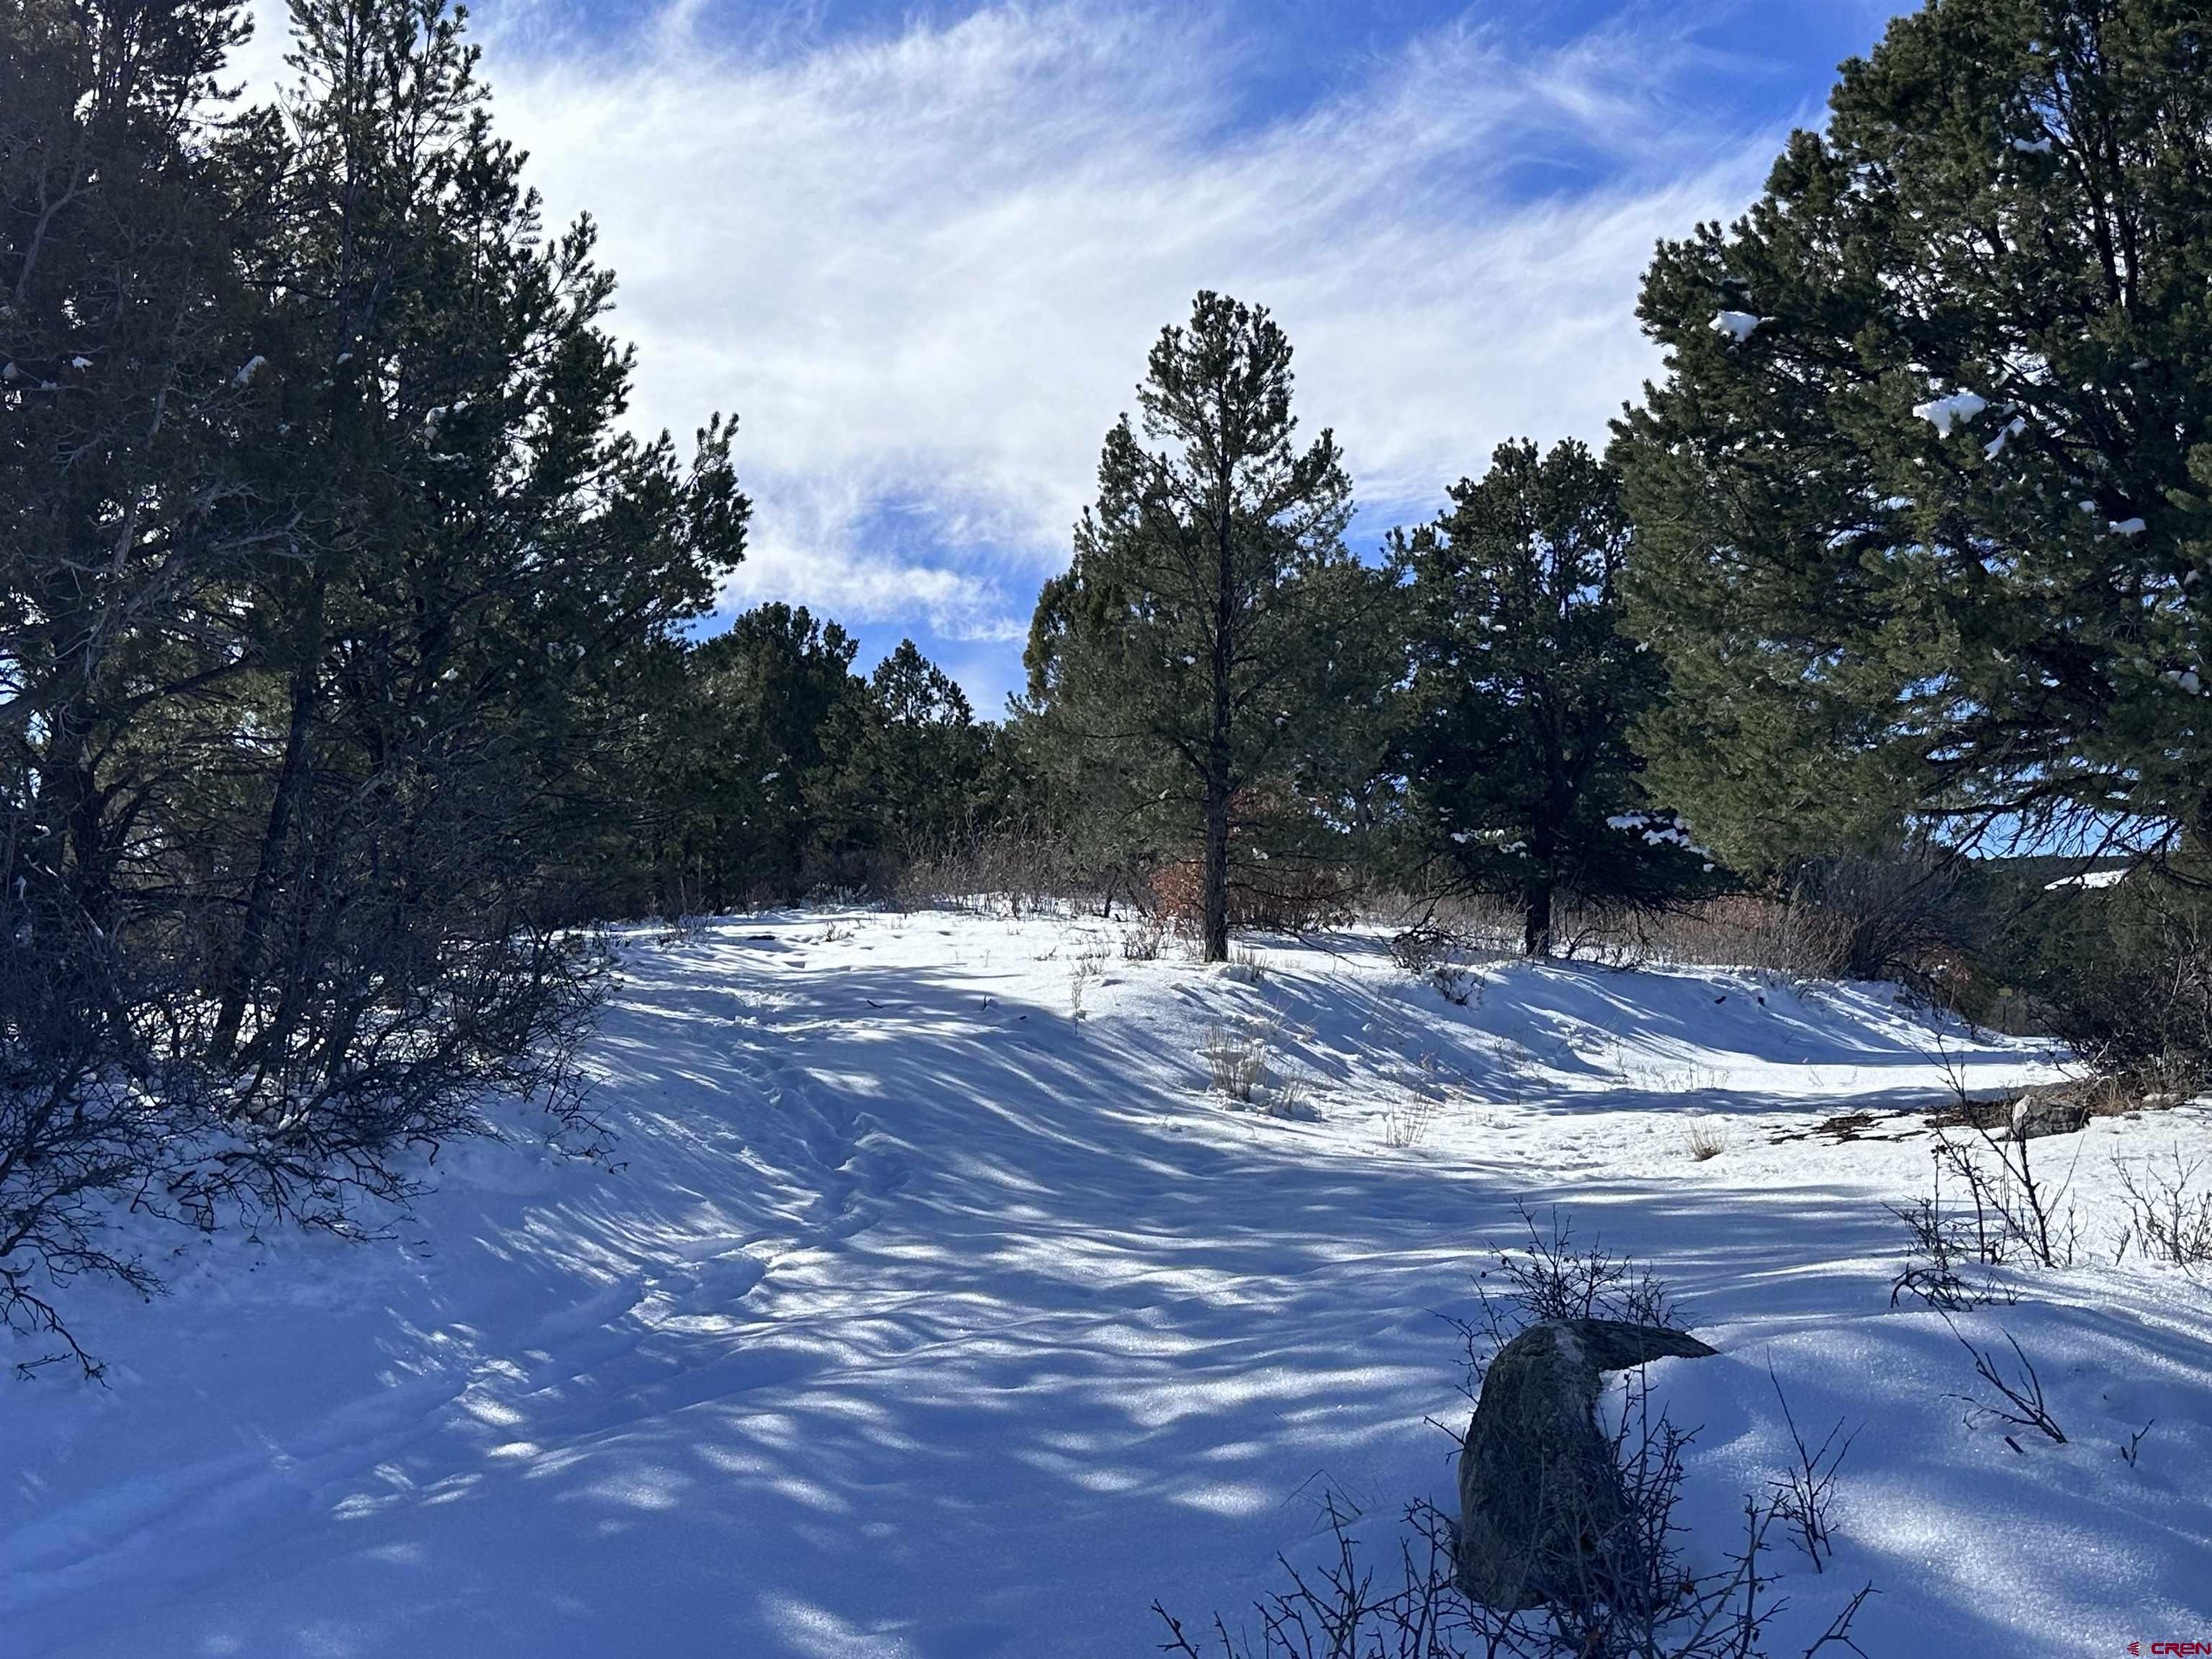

{"left": 6, "top": 907, "right": 2211, "bottom": 1656}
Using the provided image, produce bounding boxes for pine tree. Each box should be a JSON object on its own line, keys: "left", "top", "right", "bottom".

{"left": 1024, "top": 291, "right": 1374, "bottom": 959}
{"left": 658, "top": 605, "right": 870, "bottom": 904}
{"left": 1397, "top": 439, "right": 1711, "bottom": 956}
{"left": 1614, "top": 0, "right": 2212, "bottom": 874}
{"left": 853, "top": 640, "right": 986, "bottom": 854}
{"left": 3, "top": 0, "right": 272, "bottom": 1349}
{"left": 1, "top": 0, "right": 271, "bottom": 945}
{"left": 202, "top": 0, "right": 745, "bottom": 1157}
{"left": 4, "top": 0, "right": 748, "bottom": 1346}
{"left": 627, "top": 622, "right": 993, "bottom": 909}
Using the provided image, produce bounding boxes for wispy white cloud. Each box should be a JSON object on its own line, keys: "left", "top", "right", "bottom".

{"left": 235, "top": 1, "right": 1792, "bottom": 668}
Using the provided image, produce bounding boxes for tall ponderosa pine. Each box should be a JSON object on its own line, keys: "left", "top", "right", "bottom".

{"left": 1025, "top": 291, "right": 1378, "bottom": 959}
{"left": 1616, "top": 0, "right": 2212, "bottom": 873}
{"left": 1398, "top": 440, "right": 1708, "bottom": 956}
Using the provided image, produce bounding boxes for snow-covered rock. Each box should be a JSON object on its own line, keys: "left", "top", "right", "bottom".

{"left": 1457, "top": 1318, "right": 1717, "bottom": 1611}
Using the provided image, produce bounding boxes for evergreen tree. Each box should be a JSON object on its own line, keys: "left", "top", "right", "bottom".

{"left": 1024, "top": 290, "right": 1377, "bottom": 959}
{"left": 1397, "top": 439, "right": 1711, "bottom": 956}
{"left": 693, "top": 603, "right": 870, "bottom": 900}
{"left": 6, "top": 0, "right": 750, "bottom": 1349}
{"left": 616, "top": 618, "right": 992, "bottom": 910}
{"left": 192, "top": 0, "right": 746, "bottom": 1153}
{"left": 1615, "top": 0, "right": 2212, "bottom": 874}
{"left": 850, "top": 640, "right": 986, "bottom": 854}
{"left": 3, "top": 0, "right": 273, "bottom": 1347}
{"left": 644, "top": 605, "right": 875, "bottom": 907}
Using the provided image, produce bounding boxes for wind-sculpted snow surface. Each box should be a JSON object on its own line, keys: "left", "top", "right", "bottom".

{"left": 4, "top": 912, "right": 2209, "bottom": 1655}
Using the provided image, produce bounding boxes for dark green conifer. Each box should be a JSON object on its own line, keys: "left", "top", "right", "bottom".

{"left": 1616, "top": 0, "right": 2212, "bottom": 872}
{"left": 1398, "top": 440, "right": 1711, "bottom": 955}
{"left": 1024, "top": 291, "right": 1387, "bottom": 958}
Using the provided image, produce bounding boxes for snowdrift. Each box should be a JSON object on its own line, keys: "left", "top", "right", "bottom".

{"left": 5, "top": 909, "right": 2207, "bottom": 1656}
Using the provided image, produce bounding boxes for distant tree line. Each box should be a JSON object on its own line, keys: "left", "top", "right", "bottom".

{"left": 10, "top": 0, "right": 2212, "bottom": 1353}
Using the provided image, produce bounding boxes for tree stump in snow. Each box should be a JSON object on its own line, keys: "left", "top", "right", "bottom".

{"left": 1454, "top": 1318, "right": 1717, "bottom": 1613}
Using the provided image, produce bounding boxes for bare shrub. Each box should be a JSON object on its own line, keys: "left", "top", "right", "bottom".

{"left": 1943, "top": 1128, "right": 2081, "bottom": 1270}
{"left": 1152, "top": 1497, "right": 1471, "bottom": 1659}
{"left": 1120, "top": 917, "right": 1169, "bottom": 961}
{"left": 1765, "top": 1363, "right": 1856, "bottom": 1573}
{"left": 2121, "top": 1419, "right": 2155, "bottom": 1467}
{"left": 2113, "top": 1143, "right": 2212, "bottom": 1268}
{"left": 1379, "top": 1054, "right": 1449, "bottom": 1148}
{"left": 653, "top": 912, "right": 708, "bottom": 948}
{"left": 5, "top": 913, "right": 607, "bottom": 1374}
{"left": 1885, "top": 1111, "right": 2080, "bottom": 1317}
{"left": 1920, "top": 1049, "right": 2085, "bottom": 1274}
{"left": 195, "top": 925, "right": 608, "bottom": 1228}
{"left": 1448, "top": 1204, "right": 1680, "bottom": 1400}
{"left": 1156, "top": 1209, "right": 1875, "bottom": 1658}
{"left": 1390, "top": 925, "right": 1507, "bottom": 1005}
{"left": 1945, "top": 1320, "right": 2066, "bottom": 1447}
{"left": 1887, "top": 1184, "right": 2012, "bottom": 1313}
{"left": 1151, "top": 1483, "right": 1839, "bottom": 1659}
{"left": 1685, "top": 1120, "right": 1729, "bottom": 1161}
{"left": 1270, "top": 1075, "right": 1316, "bottom": 1121}
{"left": 1611, "top": 894, "right": 1853, "bottom": 981}
{"left": 1383, "top": 845, "right": 1997, "bottom": 1015}
{"left": 1388, "top": 889, "right": 1860, "bottom": 983}
{"left": 1068, "top": 938, "right": 1109, "bottom": 1022}
{"left": 1488, "top": 1203, "right": 1678, "bottom": 1326}
{"left": 1786, "top": 847, "right": 1982, "bottom": 989}
{"left": 1, "top": 920, "right": 171, "bottom": 1377}
{"left": 1382, "top": 1094, "right": 1442, "bottom": 1151}
{"left": 891, "top": 828, "right": 1122, "bottom": 920}
{"left": 1154, "top": 1380, "right": 1874, "bottom": 1659}
{"left": 1151, "top": 855, "right": 1360, "bottom": 940}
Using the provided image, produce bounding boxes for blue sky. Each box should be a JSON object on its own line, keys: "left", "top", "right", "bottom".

{"left": 246, "top": 0, "right": 1913, "bottom": 714}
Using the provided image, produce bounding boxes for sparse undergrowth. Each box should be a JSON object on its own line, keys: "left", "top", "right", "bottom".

{"left": 1200, "top": 1016, "right": 1317, "bottom": 1120}
{"left": 1204, "top": 1020, "right": 1273, "bottom": 1102}
{"left": 2114, "top": 1143, "right": 2212, "bottom": 1269}
{"left": 1449, "top": 1204, "right": 1681, "bottom": 1396}
{"left": 1944, "top": 1320, "right": 2067, "bottom": 1450}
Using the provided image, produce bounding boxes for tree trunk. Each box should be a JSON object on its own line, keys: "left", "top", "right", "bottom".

{"left": 1202, "top": 506, "right": 1235, "bottom": 963}
{"left": 1202, "top": 764, "right": 1231, "bottom": 963}
{"left": 1521, "top": 884, "right": 1554, "bottom": 958}
{"left": 212, "top": 580, "right": 324, "bottom": 1061}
